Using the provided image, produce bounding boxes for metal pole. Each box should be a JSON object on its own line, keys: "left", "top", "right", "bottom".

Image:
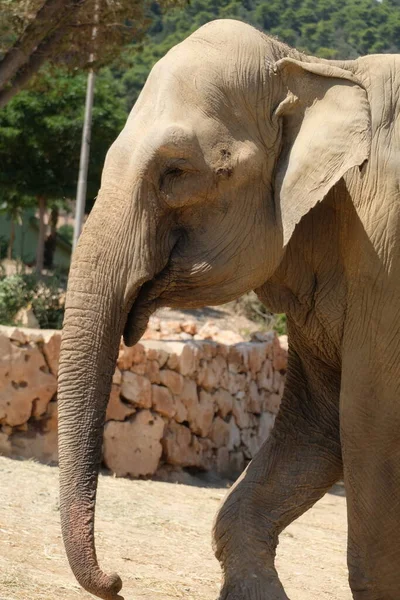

{"left": 72, "top": 68, "right": 96, "bottom": 251}
{"left": 72, "top": 1, "right": 99, "bottom": 252}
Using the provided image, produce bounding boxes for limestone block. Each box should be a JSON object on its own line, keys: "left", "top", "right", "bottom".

{"left": 0, "top": 334, "right": 56, "bottom": 426}
{"left": 216, "top": 446, "right": 230, "bottom": 476}
{"left": 189, "top": 390, "right": 214, "bottom": 437}
{"left": 0, "top": 326, "right": 27, "bottom": 344}
{"left": 131, "top": 362, "right": 147, "bottom": 376}
{"left": 210, "top": 417, "right": 230, "bottom": 448}
{"left": 117, "top": 342, "right": 145, "bottom": 371}
{"left": 257, "top": 360, "right": 273, "bottom": 390}
{"left": 241, "top": 428, "right": 262, "bottom": 459}
{"left": 145, "top": 346, "right": 168, "bottom": 368}
{"left": 197, "top": 355, "right": 227, "bottom": 391}
{"left": 232, "top": 397, "right": 251, "bottom": 429}
{"left": 273, "top": 335, "right": 288, "bottom": 371}
{"left": 112, "top": 367, "right": 122, "bottom": 385}
{"left": 152, "top": 385, "right": 175, "bottom": 418}
{"left": 159, "top": 369, "right": 184, "bottom": 395}
{"left": 106, "top": 385, "right": 136, "bottom": 422}
{"left": 9, "top": 428, "right": 58, "bottom": 463}
{"left": 228, "top": 372, "right": 247, "bottom": 395}
{"left": 247, "top": 381, "right": 262, "bottom": 414}
{"left": 258, "top": 412, "right": 276, "bottom": 443}
{"left": 121, "top": 371, "right": 151, "bottom": 408}
{"left": 42, "top": 330, "right": 62, "bottom": 376}
{"left": 162, "top": 421, "right": 208, "bottom": 468}
{"left": 214, "top": 388, "right": 233, "bottom": 418}
{"left": 262, "top": 392, "right": 281, "bottom": 415}
{"left": 174, "top": 397, "right": 188, "bottom": 424}
{"left": 227, "top": 416, "right": 241, "bottom": 451}
{"left": 229, "top": 451, "right": 245, "bottom": 476}
{"left": 248, "top": 344, "right": 267, "bottom": 375}
{"left": 180, "top": 378, "right": 198, "bottom": 413}
{"left": 103, "top": 410, "right": 164, "bottom": 477}
{"left": 181, "top": 320, "right": 197, "bottom": 335}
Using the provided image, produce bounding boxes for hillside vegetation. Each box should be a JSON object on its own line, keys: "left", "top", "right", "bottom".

{"left": 120, "top": 0, "right": 400, "bottom": 108}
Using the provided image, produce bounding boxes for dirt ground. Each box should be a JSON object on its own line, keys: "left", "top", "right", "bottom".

{"left": 0, "top": 456, "right": 350, "bottom": 600}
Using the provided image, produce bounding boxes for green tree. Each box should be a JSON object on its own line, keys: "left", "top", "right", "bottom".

{"left": 0, "top": 67, "right": 127, "bottom": 272}
{"left": 0, "top": 0, "right": 184, "bottom": 107}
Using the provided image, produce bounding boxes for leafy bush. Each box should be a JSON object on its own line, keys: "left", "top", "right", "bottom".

{"left": 0, "top": 272, "right": 65, "bottom": 329}
{"left": 233, "top": 292, "right": 287, "bottom": 335}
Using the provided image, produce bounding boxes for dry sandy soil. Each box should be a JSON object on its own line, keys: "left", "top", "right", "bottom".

{"left": 0, "top": 456, "right": 350, "bottom": 600}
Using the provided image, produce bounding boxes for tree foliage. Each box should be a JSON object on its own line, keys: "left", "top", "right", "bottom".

{"left": 120, "top": 0, "right": 400, "bottom": 108}
{"left": 0, "top": 0, "right": 184, "bottom": 107}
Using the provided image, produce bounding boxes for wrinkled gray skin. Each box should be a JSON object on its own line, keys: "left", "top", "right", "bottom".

{"left": 58, "top": 18, "right": 400, "bottom": 600}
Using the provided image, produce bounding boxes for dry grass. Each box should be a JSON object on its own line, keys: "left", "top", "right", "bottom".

{"left": 0, "top": 456, "right": 350, "bottom": 600}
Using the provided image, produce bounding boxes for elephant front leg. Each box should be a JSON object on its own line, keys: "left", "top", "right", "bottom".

{"left": 341, "top": 357, "right": 400, "bottom": 599}
{"left": 214, "top": 349, "right": 343, "bottom": 600}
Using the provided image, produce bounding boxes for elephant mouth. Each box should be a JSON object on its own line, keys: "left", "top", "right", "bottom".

{"left": 123, "top": 263, "right": 175, "bottom": 347}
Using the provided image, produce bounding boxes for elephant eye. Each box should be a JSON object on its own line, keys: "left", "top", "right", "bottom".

{"left": 159, "top": 166, "right": 184, "bottom": 190}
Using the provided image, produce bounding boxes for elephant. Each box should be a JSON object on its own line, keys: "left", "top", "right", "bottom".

{"left": 57, "top": 17, "right": 400, "bottom": 600}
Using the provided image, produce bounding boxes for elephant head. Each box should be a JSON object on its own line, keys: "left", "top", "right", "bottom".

{"left": 57, "top": 19, "right": 371, "bottom": 600}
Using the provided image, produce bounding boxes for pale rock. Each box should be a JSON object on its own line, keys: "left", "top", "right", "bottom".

{"left": 273, "top": 370, "right": 283, "bottom": 393}
{"left": 0, "top": 431, "right": 11, "bottom": 455}
{"left": 112, "top": 367, "right": 122, "bottom": 385}
{"left": 117, "top": 342, "right": 145, "bottom": 370}
{"left": 181, "top": 320, "right": 197, "bottom": 335}
{"left": 14, "top": 306, "right": 39, "bottom": 328}
{"left": 229, "top": 451, "right": 245, "bottom": 475}
{"left": 273, "top": 335, "right": 288, "bottom": 371}
{"left": 103, "top": 410, "right": 164, "bottom": 477}
{"left": 152, "top": 385, "right": 175, "bottom": 418}
{"left": 216, "top": 446, "right": 230, "bottom": 476}
{"left": 180, "top": 379, "right": 198, "bottom": 413}
{"left": 174, "top": 397, "right": 188, "bottom": 424}
{"left": 145, "top": 345, "right": 169, "bottom": 368}
{"left": 10, "top": 428, "right": 59, "bottom": 463}
{"left": 228, "top": 372, "right": 247, "bottom": 395}
{"left": 241, "top": 428, "right": 262, "bottom": 459}
{"left": 0, "top": 326, "right": 27, "bottom": 344}
{"left": 131, "top": 362, "right": 147, "bottom": 376}
{"left": 179, "top": 343, "right": 201, "bottom": 376}
{"left": 214, "top": 388, "right": 233, "bottom": 418}
{"left": 166, "top": 353, "right": 179, "bottom": 370}
{"left": 159, "top": 369, "right": 184, "bottom": 395}
{"left": 247, "top": 381, "right": 262, "bottom": 414}
{"left": 179, "top": 332, "right": 192, "bottom": 340}
{"left": 0, "top": 335, "right": 56, "bottom": 426}
{"left": 250, "top": 331, "right": 275, "bottom": 344}
{"left": 42, "top": 330, "right": 62, "bottom": 376}
{"left": 232, "top": 397, "right": 251, "bottom": 429}
{"left": 197, "top": 355, "right": 227, "bottom": 391}
{"left": 258, "top": 412, "right": 276, "bottom": 442}
{"left": 162, "top": 421, "right": 206, "bottom": 468}
{"left": 121, "top": 371, "right": 151, "bottom": 408}
{"left": 106, "top": 385, "right": 136, "bottom": 422}
{"left": 189, "top": 390, "right": 214, "bottom": 437}
{"left": 160, "top": 320, "right": 182, "bottom": 336}
{"left": 248, "top": 344, "right": 267, "bottom": 374}
{"left": 145, "top": 360, "right": 161, "bottom": 384}
{"left": 210, "top": 417, "right": 230, "bottom": 448}
{"left": 227, "top": 345, "right": 245, "bottom": 374}
{"left": 262, "top": 392, "right": 281, "bottom": 415}
{"left": 227, "top": 416, "right": 241, "bottom": 451}
{"left": 257, "top": 360, "right": 273, "bottom": 390}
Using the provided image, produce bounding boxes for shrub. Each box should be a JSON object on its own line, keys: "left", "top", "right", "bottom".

{"left": 0, "top": 271, "right": 65, "bottom": 329}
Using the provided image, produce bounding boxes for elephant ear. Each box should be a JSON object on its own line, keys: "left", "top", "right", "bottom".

{"left": 273, "top": 58, "right": 371, "bottom": 246}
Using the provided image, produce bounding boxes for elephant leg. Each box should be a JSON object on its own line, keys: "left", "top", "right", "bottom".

{"left": 341, "top": 357, "right": 400, "bottom": 599}
{"left": 214, "top": 347, "right": 342, "bottom": 600}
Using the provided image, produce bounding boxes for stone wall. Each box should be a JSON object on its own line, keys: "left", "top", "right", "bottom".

{"left": 0, "top": 324, "right": 287, "bottom": 478}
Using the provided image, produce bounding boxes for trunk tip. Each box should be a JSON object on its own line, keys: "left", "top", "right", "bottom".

{"left": 81, "top": 571, "right": 123, "bottom": 600}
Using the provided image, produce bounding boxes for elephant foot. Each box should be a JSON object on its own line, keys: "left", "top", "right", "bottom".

{"left": 218, "top": 571, "right": 290, "bottom": 600}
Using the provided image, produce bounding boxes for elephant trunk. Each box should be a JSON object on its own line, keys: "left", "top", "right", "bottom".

{"left": 57, "top": 187, "right": 161, "bottom": 599}
{"left": 58, "top": 278, "right": 125, "bottom": 599}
